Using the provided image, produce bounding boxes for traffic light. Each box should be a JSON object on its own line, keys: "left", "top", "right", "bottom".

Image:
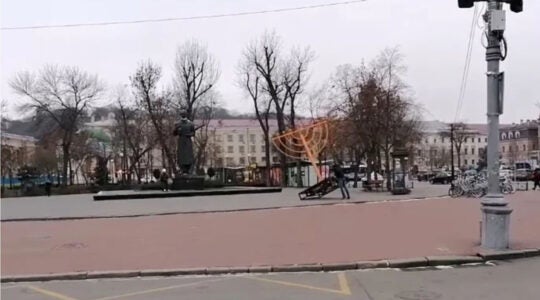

{"left": 458, "top": 0, "right": 522, "bottom": 13}
{"left": 458, "top": 0, "right": 474, "bottom": 8}
{"left": 509, "top": 0, "right": 523, "bottom": 13}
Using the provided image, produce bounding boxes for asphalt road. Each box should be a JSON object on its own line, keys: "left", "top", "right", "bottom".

{"left": 1, "top": 182, "right": 449, "bottom": 221}
{"left": 2, "top": 257, "right": 539, "bottom": 300}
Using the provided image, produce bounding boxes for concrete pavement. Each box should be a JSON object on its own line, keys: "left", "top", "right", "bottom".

{"left": 1, "top": 182, "right": 448, "bottom": 221}
{"left": 3, "top": 257, "right": 540, "bottom": 299}
{"left": 2, "top": 191, "right": 539, "bottom": 278}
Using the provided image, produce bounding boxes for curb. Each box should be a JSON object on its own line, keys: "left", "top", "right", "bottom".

{"left": 3, "top": 249, "right": 538, "bottom": 283}
{"left": 1, "top": 195, "right": 449, "bottom": 223}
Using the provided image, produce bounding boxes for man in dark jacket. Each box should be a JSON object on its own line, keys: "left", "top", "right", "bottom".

{"left": 533, "top": 168, "right": 540, "bottom": 191}
{"left": 160, "top": 169, "right": 170, "bottom": 192}
{"left": 333, "top": 163, "right": 350, "bottom": 199}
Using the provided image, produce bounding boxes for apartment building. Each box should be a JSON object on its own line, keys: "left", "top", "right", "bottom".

{"left": 415, "top": 121, "right": 488, "bottom": 171}
{"left": 499, "top": 120, "right": 539, "bottom": 165}
{"left": 0, "top": 132, "right": 38, "bottom": 169}
{"left": 205, "top": 119, "right": 280, "bottom": 168}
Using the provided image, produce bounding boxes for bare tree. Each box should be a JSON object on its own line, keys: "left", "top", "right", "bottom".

{"left": 192, "top": 92, "right": 218, "bottom": 172}
{"left": 452, "top": 123, "right": 471, "bottom": 169}
{"left": 241, "top": 31, "right": 313, "bottom": 186}
{"left": 173, "top": 40, "right": 220, "bottom": 173}
{"left": 10, "top": 65, "right": 103, "bottom": 185}
{"left": 173, "top": 40, "right": 219, "bottom": 117}
{"left": 130, "top": 61, "right": 177, "bottom": 173}
{"left": 238, "top": 55, "right": 274, "bottom": 186}
{"left": 371, "top": 47, "right": 417, "bottom": 189}
{"left": 111, "top": 87, "right": 155, "bottom": 183}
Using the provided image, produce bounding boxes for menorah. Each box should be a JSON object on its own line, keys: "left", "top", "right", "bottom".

{"left": 271, "top": 120, "right": 329, "bottom": 181}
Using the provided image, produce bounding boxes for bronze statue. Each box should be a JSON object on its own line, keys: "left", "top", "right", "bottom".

{"left": 173, "top": 110, "right": 195, "bottom": 175}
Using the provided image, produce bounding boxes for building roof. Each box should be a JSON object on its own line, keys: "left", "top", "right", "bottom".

{"left": 207, "top": 119, "right": 278, "bottom": 129}
{"left": 420, "top": 121, "right": 512, "bottom": 136}
{"left": 0, "top": 132, "right": 38, "bottom": 143}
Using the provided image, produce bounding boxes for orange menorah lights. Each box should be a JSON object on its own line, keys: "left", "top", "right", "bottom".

{"left": 271, "top": 120, "right": 330, "bottom": 181}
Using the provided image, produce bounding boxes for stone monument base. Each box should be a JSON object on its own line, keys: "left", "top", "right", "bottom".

{"left": 171, "top": 175, "right": 205, "bottom": 190}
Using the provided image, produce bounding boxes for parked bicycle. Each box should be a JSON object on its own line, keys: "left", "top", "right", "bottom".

{"left": 449, "top": 175, "right": 514, "bottom": 198}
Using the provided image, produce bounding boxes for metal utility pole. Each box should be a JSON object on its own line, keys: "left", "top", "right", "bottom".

{"left": 481, "top": 0, "right": 511, "bottom": 250}
{"left": 450, "top": 123, "right": 455, "bottom": 182}
{"left": 458, "top": 0, "right": 522, "bottom": 250}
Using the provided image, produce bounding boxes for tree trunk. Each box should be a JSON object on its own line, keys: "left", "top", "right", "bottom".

{"left": 385, "top": 148, "right": 391, "bottom": 190}
{"left": 62, "top": 144, "right": 69, "bottom": 186}
{"left": 264, "top": 133, "right": 271, "bottom": 187}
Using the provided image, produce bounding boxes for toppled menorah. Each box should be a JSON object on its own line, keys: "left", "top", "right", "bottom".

{"left": 271, "top": 119, "right": 338, "bottom": 199}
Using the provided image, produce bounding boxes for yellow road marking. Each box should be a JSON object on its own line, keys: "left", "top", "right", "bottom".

{"left": 246, "top": 272, "right": 351, "bottom": 296}
{"left": 93, "top": 277, "right": 228, "bottom": 300}
{"left": 26, "top": 285, "right": 78, "bottom": 300}
{"left": 338, "top": 272, "right": 352, "bottom": 295}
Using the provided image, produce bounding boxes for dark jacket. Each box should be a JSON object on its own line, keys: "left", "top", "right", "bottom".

{"left": 333, "top": 165, "right": 345, "bottom": 179}
{"left": 159, "top": 172, "right": 169, "bottom": 183}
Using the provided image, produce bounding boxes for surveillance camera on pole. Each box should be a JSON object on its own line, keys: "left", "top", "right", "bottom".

{"left": 457, "top": 0, "right": 523, "bottom": 250}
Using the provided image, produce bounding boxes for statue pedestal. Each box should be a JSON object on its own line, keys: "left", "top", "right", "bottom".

{"left": 171, "top": 175, "right": 205, "bottom": 190}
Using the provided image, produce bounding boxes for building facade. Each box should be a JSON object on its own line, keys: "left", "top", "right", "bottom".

{"left": 499, "top": 120, "right": 539, "bottom": 166}
{"left": 1, "top": 132, "right": 38, "bottom": 177}
{"left": 204, "top": 119, "right": 280, "bottom": 168}
{"left": 415, "top": 121, "right": 489, "bottom": 172}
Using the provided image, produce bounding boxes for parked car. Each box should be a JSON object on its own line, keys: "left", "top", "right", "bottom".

{"left": 430, "top": 172, "right": 453, "bottom": 184}
{"left": 499, "top": 166, "right": 514, "bottom": 179}
{"left": 417, "top": 172, "right": 435, "bottom": 182}
{"left": 515, "top": 162, "right": 533, "bottom": 181}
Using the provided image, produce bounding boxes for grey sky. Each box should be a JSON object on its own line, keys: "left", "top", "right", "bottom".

{"left": 1, "top": 0, "right": 539, "bottom": 124}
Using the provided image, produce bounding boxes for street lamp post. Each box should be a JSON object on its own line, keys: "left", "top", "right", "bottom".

{"left": 458, "top": 0, "right": 522, "bottom": 250}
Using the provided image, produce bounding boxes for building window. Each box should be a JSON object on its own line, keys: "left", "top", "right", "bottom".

{"left": 472, "top": 159, "right": 475, "bottom": 165}
{"left": 261, "top": 145, "right": 265, "bottom": 153}
{"left": 441, "top": 137, "right": 445, "bottom": 143}
{"left": 434, "top": 138, "right": 437, "bottom": 144}
{"left": 509, "top": 132, "right": 514, "bottom": 139}
{"left": 272, "top": 156, "right": 279, "bottom": 163}
{"left": 465, "top": 159, "right": 468, "bottom": 166}
{"left": 485, "top": 138, "right": 488, "bottom": 142}
{"left": 262, "top": 157, "right": 267, "bottom": 162}
{"left": 239, "top": 145, "right": 245, "bottom": 153}
{"left": 250, "top": 157, "right": 256, "bottom": 163}
{"left": 250, "top": 134, "right": 256, "bottom": 143}
{"left": 216, "top": 135, "right": 222, "bottom": 142}
{"left": 478, "top": 138, "right": 481, "bottom": 143}
{"left": 523, "top": 144, "right": 526, "bottom": 151}
{"left": 425, "top": 139, "right": 428, "bottom": 144}
{"left": 238, "top": 134, "right": 245, "bottom": 143}
{"left": 250, "top": 145, "right": 256, "bottom": 153}
{"left": 417, "top": 150, "right": 422, "bottom": 156}
{"left": 465, "top": 138, "right": 468, "bottom": 143}
{"left": 239, "top": 157, "right": 245, "bottom": 165}
{"left": 227, "top": 135, "right": 233, "bottom": 142}
{"left": 515, "top": 131, "right": 521, "bottom": 139}
{"left": 464, "top": 148, "right": 468, "bottom": 155}
{"left": 227, "top": 146, "right": 233, "bottom": 153}
{"left": 261, "top": 135, "right": 266, "bottom": 142}
{"left": 226, "top": 157, "right": 234, "bottom": 166}
{"left": 471, "top": 148, "right": 475, "bottom": 155}
{"left": 501, "top": 133, "right": 506, "bottom": 140}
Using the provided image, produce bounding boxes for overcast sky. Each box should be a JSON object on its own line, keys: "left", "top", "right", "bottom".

{"left": 1, "top": 0, "right": 539, "bottom": 124}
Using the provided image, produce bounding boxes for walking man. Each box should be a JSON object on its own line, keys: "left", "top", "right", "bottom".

{"left": 44, "top": 178, "right": 52, "bottom": 197}
{"left": 333, "top": 162, "right": 350, "bottom": 199}
{"left": 160, "top": 168, "right": 170, "bottom": 192}
{"left": 533, "top": 168, "right": 540, "bottom": 191}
